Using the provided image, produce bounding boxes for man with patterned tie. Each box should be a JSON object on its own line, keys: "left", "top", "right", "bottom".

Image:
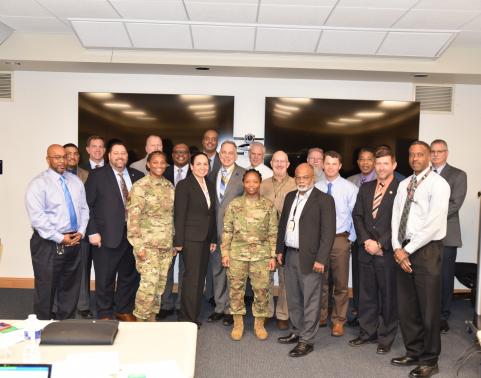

{"left": 208, "top": 140, "right": 246, "bottom": 326}
{"left": 348, "top": 146, "right": 399, "bottom": 354}
{"left": 315, "top": 151, "right": 358, "bottom": 337}
{"left": 25, "top": 144, "right": 89, "bottom": 320}
{"left": 158, "top": 143, "right": 191, "bottom": 319}
{"left": 347, "top": 147, "right": 377, "bottom": 325}
{"left": 85, "top": 141, "right": 144, "bottom": 321}
{"left": 391, "top": 141, "right": 450, "bottom": 378}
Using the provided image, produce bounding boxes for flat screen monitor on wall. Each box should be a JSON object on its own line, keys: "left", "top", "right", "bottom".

{"left": 78, "top": 92, "right": 234, "bottom": 165}
{"left": 264, "top": 97, "right": 420, "bottom": 177}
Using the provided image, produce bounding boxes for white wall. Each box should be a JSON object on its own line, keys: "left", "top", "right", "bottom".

{"left": 0, "top": 71, "right": 480, "bottom": 286}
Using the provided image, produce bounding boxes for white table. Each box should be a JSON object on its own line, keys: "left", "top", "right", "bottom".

{"left": 1, "top": 320, "right": 197, "bottom": 378}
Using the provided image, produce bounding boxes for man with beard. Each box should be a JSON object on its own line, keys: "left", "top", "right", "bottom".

{"left": 85, "top": 141, "right": 144, "bottom": 321}
{"left": 277, "top": 163, "right": 336, "bottom": 357}
{"left": 307, "top": 147, "right": 325, "bottom": 183}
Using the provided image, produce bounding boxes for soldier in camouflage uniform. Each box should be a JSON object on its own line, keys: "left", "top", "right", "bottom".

{"left": 127, "top": 151, "right": 175, "bottom": 322}
{"left": 222, "top": 169, "right": 278, "bottom": 340}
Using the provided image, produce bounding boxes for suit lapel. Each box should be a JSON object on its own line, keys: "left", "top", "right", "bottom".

{"left": 191, "top": 175, "right": 209, "bottom": 210}
{"left": 299, "top": 188, "right": 317, "bottom": 219}
{"left": 107, "top": 166, "right": 124, "bottom": 206}
{"left": 223, "top": 165, "right": 241, "bottom": 201}
{"left": 440, "top": 163, "right": 450, "bottom": 180}
{"left": 375, "top": 179, "right": 398, "bottom": 219}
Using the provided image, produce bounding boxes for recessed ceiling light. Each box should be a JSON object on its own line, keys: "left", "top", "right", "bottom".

{"left": 273, "top": 109, "right": 292, "bottom": 116}
{"left": 180, "top": 94, "right": 213, "bottom": 101}
{"left": 123, "top": 110, "right": 146, "bottom": 116}
{"left": 198, "top": 116, "right": 215, "bottom": 120}
{"left": 195, "top": 110, "right": 216, "bottom": 116}
{"left": 275, "top": 103, "right": 300, "bottom": 112}
{"left": 338, "top": 118, "right": 362, "bottom": 123}
{"left": 279, "top": 97, "right": 312, "bottom": 104}
{"left": 137, "top": 117, "right": 156, "bottom": 121}
{"left": 413, "top": 73, "right": 428, "bottom": 78}
{"left": 379, "top": 101, "right": 411, "bottom": 109}
{"left": 103, "top": 102, "right": 131, "bottom": 109}
{"left": 327, "top": 121, "right": 347, "bottom": 126}
{"left": 86, "top": 92, "right": 113, "bottom": 99}
{"left": 188, "top": 104, "right": 215, "bottom": 110}
{"left": 355, "top": 111, "right": 385, "bottom": 118}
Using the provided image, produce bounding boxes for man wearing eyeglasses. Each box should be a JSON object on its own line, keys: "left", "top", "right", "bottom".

{"left": 430, "top": 139, "right": 467, "bottom": 335}
{"left": 25, "top": 144, "right": 89, "bottom": 320}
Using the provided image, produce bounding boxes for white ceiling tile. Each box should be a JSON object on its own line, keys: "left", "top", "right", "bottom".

{"left": 398, "top": 9, "right": 480, "bottom": 29}
{"left": 36, "top": 0, "right": 120, "bottom": 19}
{"left": 185, "top": 0, "right": 257, "bottom": 3}
{"left": 378, "top": 31, "right": 453, "bottom": 57}
{"left": 192, "top": 25, "right": 255, "bottom": 50}
{"left": 461, "top": 13, "right": 481, "bottom": 30}
{"left": 186, "top": 2, "right": 258, "bottom": 23}
{"left": 325, "top": 7, "right": 406, "bottom": 28}
{"left": 71, "top": 20, "right": 131, "bottom": 48}
{"left": 0, "top": 0, "right": 51, "bottom": 17}
{"left": 415, "top": 0, "right": 481, "bottom": 11}
{"left": 111, "top": 1, "right": 187, "bottom": 21}
{"left": 258, "top": 5, "right": 331, "bottom": 26}
{"left": 0, "top": 20, "right": 14, "bottom": 45}
{"left": 126, "top": 22, "right": 192, "bottom": 49}
{"left": 262, "top": 0, "right": 336, "bottom": 5}
{"left": 452, "top": 31, "right": 481, "bottom": 46}
{"left": 0, "top": 16, "right": 70, "bottom": 32}
{"left": 256, "top": 27, "right": 320, "bottom": 53}
{"left": 338, "top": 0, "right": 417, "bottom": 8}
{"left": 317, "top": 29, "right": 386, "bottom": 55}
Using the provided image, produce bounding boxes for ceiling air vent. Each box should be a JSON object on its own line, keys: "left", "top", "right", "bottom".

{"left": 414, "top": 85, "right": 453, "bottom": 112}
{"left": 0, "top": 72, "right": 12, "bottom": 99}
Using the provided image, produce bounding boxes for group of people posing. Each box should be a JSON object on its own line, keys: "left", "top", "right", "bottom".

{"left": 25, "top": 129, "right": 467, "bottom": 378}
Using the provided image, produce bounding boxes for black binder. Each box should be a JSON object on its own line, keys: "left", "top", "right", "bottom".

{"left": 40, "top": 319, "right": 119, "bottom": 345}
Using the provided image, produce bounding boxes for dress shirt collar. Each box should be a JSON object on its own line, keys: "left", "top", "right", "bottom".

{"left": 296, "top": 186, "right": 314, "bottom": 199}
{"left": 273, "top": 174, "right": 290, "bottom": 184}
{"left": 361, "top": 170, "right": 376, "bottom": 182}
{"left": 221, "top": 164, "right": 235, "bottom": 175}
{"left": 432, "top": 163, "right": 446, "bottom": 174}
{"left": 111, "top": 165, "right": 129, "bottom": 178}
{"left": 89, "top": 159, "right": 104, "bottom": 169}
{"left": 325, "top": 174, "right": 342, "bottom": 184}
{"left": 413, "top": 165, "right": 432, "bottom": 179}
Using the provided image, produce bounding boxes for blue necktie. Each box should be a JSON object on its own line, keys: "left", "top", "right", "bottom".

{"left": 327, "top": 182, "right": 332, "bottom": 196}
{"left": 60, "top": 176, "right": 78, "bottom": 232}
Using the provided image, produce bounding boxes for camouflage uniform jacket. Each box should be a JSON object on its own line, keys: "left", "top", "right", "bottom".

{"left": 127, "top": 174, "right": 174, "bottom": 251}
{"left": 221, "top": 194, "right": 278, "bottom": 261}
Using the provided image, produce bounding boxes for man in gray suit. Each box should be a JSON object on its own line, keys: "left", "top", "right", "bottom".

{"left": 208, "top": 140, "right": 246, "bottom": 326}
{"left": 430, "top": 139, "right": 467, "bottom": 333}
{"left": 130, "top": 135, "right": 163, "bottom": 175}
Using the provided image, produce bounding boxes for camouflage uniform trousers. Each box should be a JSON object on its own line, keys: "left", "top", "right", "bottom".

{"left": 133, "top": 248, "right": 172, "bottom": 320}
{"left": 227, "top": 258, "right": 272, "bottom": 318}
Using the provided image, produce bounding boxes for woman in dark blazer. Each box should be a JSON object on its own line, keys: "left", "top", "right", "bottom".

{"left": 174, "top": 152, "right": 217, "bottom": 326}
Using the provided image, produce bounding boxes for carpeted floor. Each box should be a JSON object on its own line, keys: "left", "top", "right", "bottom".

{"left": 1, "top": 288, "right": 480, "bottom": 377}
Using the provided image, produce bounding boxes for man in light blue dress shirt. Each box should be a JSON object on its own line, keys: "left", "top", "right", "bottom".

{"left": 315, "top": 150, "right": 358, "bottom": 337}
{"left": 25, "top": 144, "right": 89, "bottom": 320}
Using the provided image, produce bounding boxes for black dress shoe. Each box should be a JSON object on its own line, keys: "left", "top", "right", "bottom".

{"left": 348, "top": 337, "right": 374, "bottom": 347}
{"left": 208, "top": 297, "right": 216, "bottom": 307}
{"left": 440, "top": 319, "right": 449, "bottom": 334}
{"left": 222, "top": 314, "right": 233, "bottom": 326}
{"left": 157, "top": 309, "right": 175, "bottom": 320}
{"left": 207, "top": 312, "right": 224, "bottom": 322}
{"left": 289, "top": 342, "right": 314, "bottom": 357}
{"left": 277, "top": 333, "right": 300, "bottom": 344}
{"left": 409, "top": 364, "right": 439, "bottom": 378}
{"left": 346, "top": 317, "right": 359, "bottom": 327}
{"left": 391, "top": 355, "right": 419, "bottom": 366}
{"left": 78, "top": 310, "right": 93, "bottom": 319}
{"left": 376, "top": 345, "right": 391, "bottom": 354}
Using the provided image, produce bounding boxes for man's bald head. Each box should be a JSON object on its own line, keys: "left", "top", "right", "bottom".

{"left": 294, "top": 163, "right": 314, "bottom": 192}
{"left": 46, "top": 144, "right": 66, "bottom": 174}
{"left": 270, "top": 150, "right": 290, "bottom": 178}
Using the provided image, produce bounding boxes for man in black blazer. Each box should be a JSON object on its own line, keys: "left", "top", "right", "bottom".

{"left": 277, "top": 163, "right": 336, "bottom": 357}
{"left": 348, "top": 147, "right": 399, "bottom": 354}
{"left": 80, "top": 135, "right": 106, "bottom": 171}
{"left": 85, "top": 141, "right": 144, "bottom": 321}
{"left": 203, "top": 129, "right": 221, "bottom": 183}
{"left": 158, "top": 143, "right": 191, "bottom": 319}
{"left": 430, "top": 139, "right": 467, "bottom": 333}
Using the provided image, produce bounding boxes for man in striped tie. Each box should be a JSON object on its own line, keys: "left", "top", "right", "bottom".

{"left": 348, "top": 146, "right": 400, "bottom": 355}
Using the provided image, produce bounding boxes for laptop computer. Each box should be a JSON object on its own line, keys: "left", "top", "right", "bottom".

{"left": 0, "top": 364, "right": 52, "bottom": 378}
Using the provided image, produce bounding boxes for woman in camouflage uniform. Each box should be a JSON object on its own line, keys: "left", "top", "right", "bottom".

{"left": 222, "top": 169, "right": 278, "bottom": 341}
{"left": 127, "top": 151, "right": 175, "bottom": 322}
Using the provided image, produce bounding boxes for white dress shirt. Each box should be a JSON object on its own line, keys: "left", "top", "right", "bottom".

{"left": 284, "top": 188, "right": 313, "bottom": 249}
{"left": 89, "top": 159, "right": 104, "bottom": 169}
{"left": 112, "top": 166, "right": 133, "bottom": 201}
{"left": 174, "top": 164, "right": 189, "bottom": 186}
{"left": 216, "top": 164, "right": 235, "bottom": 201}
{"left": 248, "top": 163, "right": 273, "bottom": 180}
{"left": 391, "top": 166, "right": 451, "bottom": 254}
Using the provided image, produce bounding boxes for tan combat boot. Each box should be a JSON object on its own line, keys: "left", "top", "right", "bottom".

{"left": 148, "top": 313, "right": 157, "bottom": 322}
{"left": 231, "top": 315, "right": 244, "bottom": 341}
{"left": 254, "top": 317, "right": 268, "bottom": 340}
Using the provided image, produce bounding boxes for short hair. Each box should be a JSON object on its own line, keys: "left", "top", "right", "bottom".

{"left": 220, "top": 140, "right": 237, "bottom": 150}
{"left": 190, "top": 152, "right": 208, "bottom": 165}
{"left": 374, "top": 146, "right": 396, "bottom": 161}
{"left": 430, "top": 139, "right": 448, "bottom": 149}
{"left": 249, "top": 142, "right": 266, "bottom": 154}
{"left": 146, "top": 150, "right": 166, "bottom": 164}
{"left": 307, "top": 147, "right": 324, "bottom": 157}
{"left": 63, "top": 143, "right": 78, "bottom": 150}
{"left": 243, "top": 168, "right": 262, "bottom": 182}
{"left": 107, "top": 140, "right": 127, "bottom": 154}
{"left": 86, "top": 135, "right": 105, "bottom": 147}
{"left": 203, "top": 129, "right": 218, "bottom": 137}
{"left": 324, "top": 150, "right": 342, "bottom": 163}
{"left": 357, "top": 147, "right": 375, "bottom": 159}
{"left": 410, "top": 140, "right": 431, "bottom": 152}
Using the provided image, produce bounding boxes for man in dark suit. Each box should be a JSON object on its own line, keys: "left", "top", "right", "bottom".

{"left": 158, "top": 143, "right": 191, "bottom": 319}
{"left": 85, "top": 141, "right": 144, "bottom": 321}
{"left": 277, "top": 163, "right": 336, "bottom": 357}
{"left": 203, "top": 129, "right": 221, "bottom": 182}
{"left": 430, "top": 139, "right": 467, "bottom": 333}
{"left": 80, "top": 135, "right": 106, "bottom": 171}
{"left": 208, "top": 140, "right": 245, "bottom": 326}
{"left": 348, "top": 147, "right": 399, "bottom": 354}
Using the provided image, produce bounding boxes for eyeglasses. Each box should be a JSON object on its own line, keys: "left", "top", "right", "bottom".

{"left": 431, "top": 150, "right": 447, "bottom": 155}
{"left": 295, "top": 175, "right": 312, "bottom": 181}
{"left": 48, "top": 155, "right": 66, "bottom": 161}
